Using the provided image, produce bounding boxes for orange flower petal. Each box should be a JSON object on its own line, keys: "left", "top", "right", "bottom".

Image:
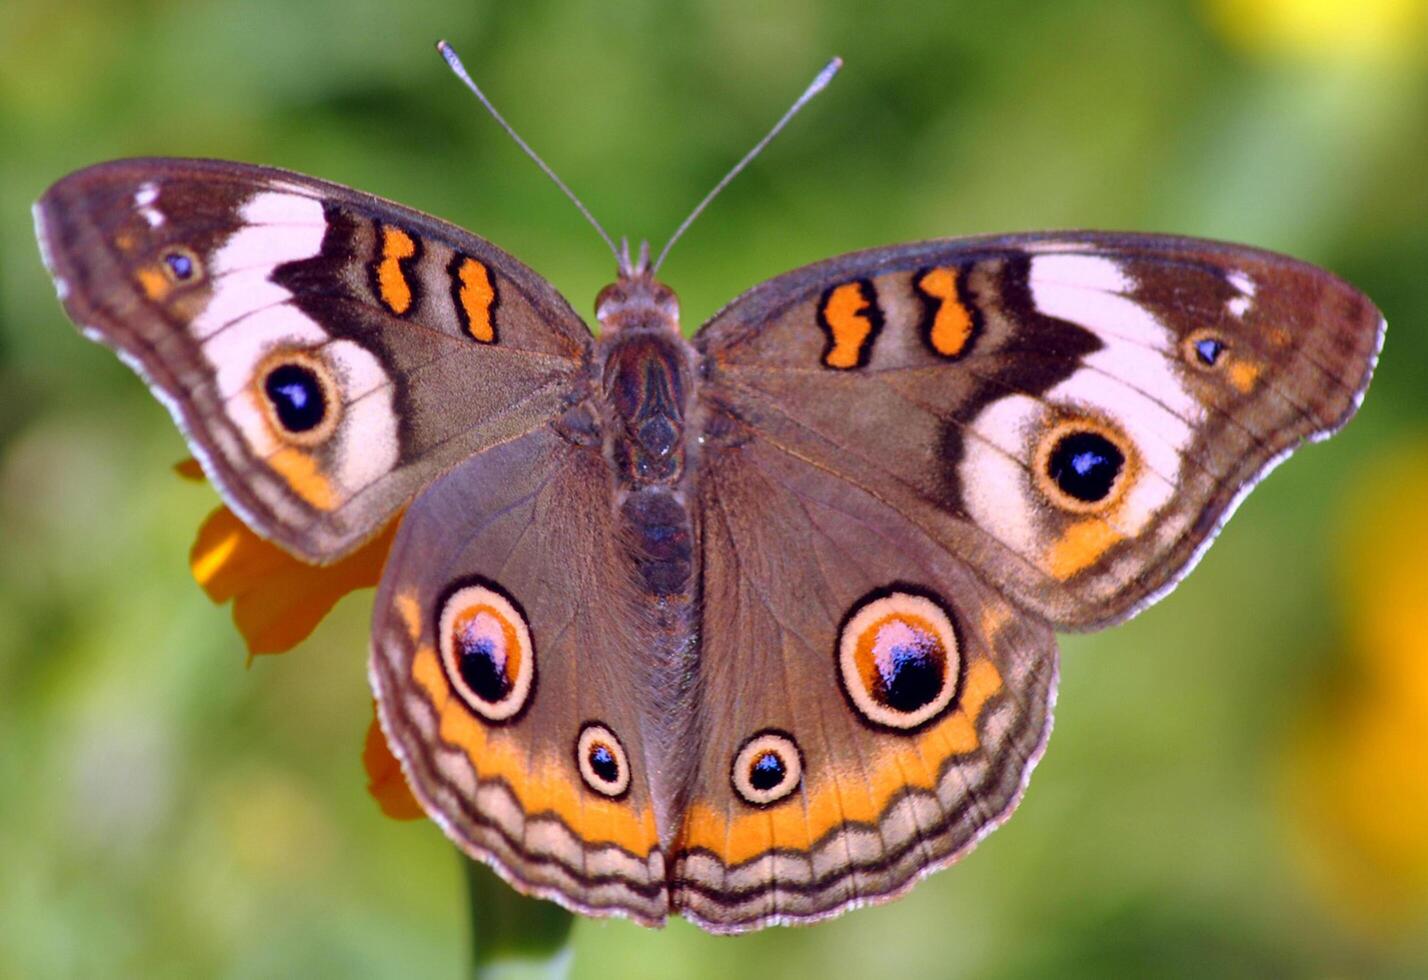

{"left": 174, "top": 456, "right": 206, "bottom": 482}
{"left": 364, "top": 704, "right": 426, "bottom": 821}
{"left": 188, "top": 505, "right": 399, "bottom": 656}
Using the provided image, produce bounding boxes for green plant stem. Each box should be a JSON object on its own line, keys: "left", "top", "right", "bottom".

{"left": 464, "top": 856, "right": 576, "bottom": 980}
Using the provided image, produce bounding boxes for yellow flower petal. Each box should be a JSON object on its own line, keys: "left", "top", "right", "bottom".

{"left": 1285, "top": 694, "right": 1428, "bottom": 932}
{"left": 1339, "top": 442, "right": 1428, "bottom": 713}
{"left": 364, "top": 704, "right": 426, "bottom": 821}
{"left": 1283, "top": 440, "right": 1428, "bottom": 932}
{"left": 1204, "top": 0, "right": 1428, "bottom": 63}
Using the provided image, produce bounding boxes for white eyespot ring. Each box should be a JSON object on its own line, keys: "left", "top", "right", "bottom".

{"left": 437, "top": 580, "right": 535, "bottom": 724}
{"left": 837, "top": 590, "right": 962, "bottom": 732}
{"left": 731, "top": 730, "right": 803, "bottom": 807}
{"left": 576, "top": 722, "right": 631, "bottom": 799}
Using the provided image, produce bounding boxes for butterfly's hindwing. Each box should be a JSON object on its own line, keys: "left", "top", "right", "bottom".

{"left": 370, "top": 426, "right": 672, "bottom": 925}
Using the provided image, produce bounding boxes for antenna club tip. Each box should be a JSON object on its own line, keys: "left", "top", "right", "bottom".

{"left": 813, "top": 56, "right": 843, "bottom": 89}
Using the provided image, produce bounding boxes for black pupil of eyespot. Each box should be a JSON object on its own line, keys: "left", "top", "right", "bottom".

{"left": 878, "top": 636, "right": 944, "bottom": 712}
{"left": 1195, "top": 336, "right": 1225, "bottom": 365}
{"left": 455, "top": 630, "right": 510, "bottom": 703}
{"left": 589, "top": 743, "right": 619, "bottom": 784}
{"left": 165, "top": 252, "right": 193, "bottom": 279}
{"left": 263, "top": 363, "right": 327, "bottom": 433}
{"left": 749, "top": 751, "right": 785, "bottom": 791}
{"left": 1048, "top": 431, "right": 1124, "bottom": 503}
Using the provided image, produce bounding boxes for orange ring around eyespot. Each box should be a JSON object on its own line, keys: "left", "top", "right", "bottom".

{"left": 438, "top": 582, "right": 535, "bottom": 724}
{"left": 1032, "top": 415, "right": 1138, "bottom": 516}
{"left": 838, "top": 591, "right": 961, "bottom": 731}
{"left": 253, "top": 347, "right": 342, "bottom": 448}
{"left": 1182, "top": 327, "right": 1230, "bottom": 373}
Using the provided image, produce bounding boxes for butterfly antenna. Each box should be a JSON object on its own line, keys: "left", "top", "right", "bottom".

{"left": 652, "top": 56, "right": 842, "bottom": 275}
{"left": 437, "top": 41, "right": 624, "bottom": 271}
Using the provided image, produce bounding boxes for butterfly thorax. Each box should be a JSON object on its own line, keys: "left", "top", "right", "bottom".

{"left": 595, "top": 270, "right": 692, "bottom": 484}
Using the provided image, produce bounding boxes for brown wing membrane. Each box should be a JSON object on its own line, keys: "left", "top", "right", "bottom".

{"left": 671, "top": 429, "right": 1057, "bottom": 931}
{"left": 369, "top": 425, "right": 670, "bottom": 925}
{"left": 696, "top": 233, "right": 1383, "bottom": 628}
{"left": 35, "top": 159, "right": 593, "bottom": 562}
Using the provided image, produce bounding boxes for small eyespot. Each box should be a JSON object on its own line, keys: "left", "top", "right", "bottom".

{"left": 1184, "top": 329, "right": 1228, "bottom": 370}
{"left": 731, "top": 731, "right": 802, "bottom": 806}
{"left": 255, "top": 351, "right": 340, "bottom": 445}
{"left": 437, "top": 580, "right": 536, "bottom": 723}
{"left": 161, "top": 248, "right": 200, "bottom": 282}
{"left": 576, "top": 723, "right": 631, "bottom": 798}
{"left": 837, "top": 590, "right": 962, "bottom": 731}
{"left": 1033, "top": 418, "right": 1134, "bottom": 513}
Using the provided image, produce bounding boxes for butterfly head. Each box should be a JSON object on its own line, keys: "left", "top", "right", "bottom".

{"left": 595, "top": 241, "right": 680, "bottom": 335}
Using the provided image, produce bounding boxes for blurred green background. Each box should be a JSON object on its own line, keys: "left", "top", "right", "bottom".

{"left": 3, "top": 0, "right": 1427, "bottom": 976}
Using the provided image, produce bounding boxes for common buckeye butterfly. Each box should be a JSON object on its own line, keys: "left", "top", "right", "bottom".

{"left": 32, "top": 47, "right": 1383, "bottom": 933}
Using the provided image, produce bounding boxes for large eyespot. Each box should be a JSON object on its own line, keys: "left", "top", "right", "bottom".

{"left": 437, "top": 580, "right": 535, "bottom": 724}
{"left": 731, "top": 730, "right": 803, "bottom": 807}
{"left": 1034, "top": 418, "right": 1133, "bottom": 513}
{"left": 1183, "top": 328, "right": 1228, "bottom": 370}
{"left": 576, "top": 723, "right": 631, "bottom": 798}
{"left": 837, "top": 589, "right": 962, "bottom": 731}
{"left": 256, "top": 350, "right": 340, "bottom": 445}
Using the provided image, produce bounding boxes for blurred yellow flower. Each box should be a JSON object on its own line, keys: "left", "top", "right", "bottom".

{"left": 1205, "top": 0, "right": 1428, "bottom": 62}
{"left": 179, "top": 460, "right": 424, "bottom": 821}
{"left": 1283, "top": 441, "right": 1428, "bottom": 934}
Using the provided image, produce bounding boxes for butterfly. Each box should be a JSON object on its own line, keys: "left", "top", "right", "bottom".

{"left": 32, "top": 48, "right": 1383, "bottom": 933}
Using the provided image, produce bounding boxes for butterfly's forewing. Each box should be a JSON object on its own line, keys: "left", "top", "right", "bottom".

{"left": 695, "top": 233, "right": 1384, "bottom": 629}
{"left": 369, "top": 424, "right": 671, "bottom": 925}
{"left": 35, "top": 159, "right": 592, "bottom": 562}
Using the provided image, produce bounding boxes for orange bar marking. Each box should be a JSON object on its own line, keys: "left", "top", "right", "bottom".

{"left": 269, "top": 446, "right": 338, "bottom": 511}
{"left": 1045, "top": 517, "right": 1123, "bottom": 580}
{"left": 917, "top": 266, "right": 975, "bottom": 358}
{"left": 819, "top": 280, "right": 880, "bottom": 369}
{"left": 454, "top": 256, "right": 497, "bottom": 343}
{"left": 136, "top": 266, "right": 171, "bottom": 301}
{"left": 1228, "top": 359, "right": 1263, "bottom": 393}
{"left": 376, "top": 226, "right": 417, "bottom": 315}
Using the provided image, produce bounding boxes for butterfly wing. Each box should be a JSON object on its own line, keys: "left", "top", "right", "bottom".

{"left": 668, "top": 233, "right": 1382, "bottom": 930}
{"left": 369, "top": 423, "right": 671, "bottom": 925}
{"left": 695, "top": 233, "right": 1384, "bottom": 629}
{"left": 672, "top": 430, "right": 1057, "bottom": 930}
{"left": 35, "top": 158, "right": 592, "bottom": 562}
